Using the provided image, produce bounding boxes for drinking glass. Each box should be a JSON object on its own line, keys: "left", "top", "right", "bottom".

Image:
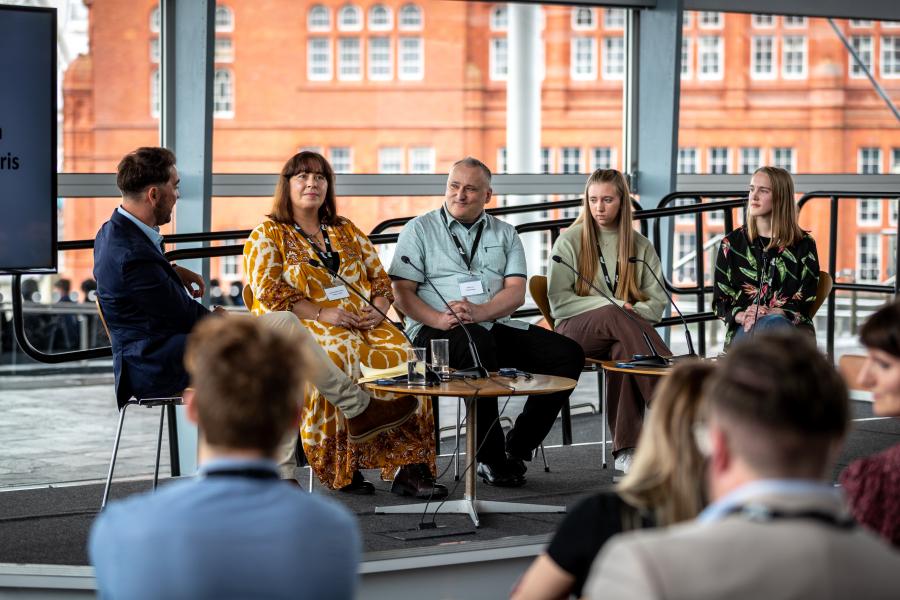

{"left": 430, "top": 339, "right": 450, "bottom": 381}
{"left": 407, "top": 347, "right": 427, "bottom": 386}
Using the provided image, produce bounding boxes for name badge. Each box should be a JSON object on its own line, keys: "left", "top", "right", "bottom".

{"left": 324, "top": 285, "right": 350, "bottom": 300}
{"left": 458, "top": 277, "right": 484, "bottom": 297}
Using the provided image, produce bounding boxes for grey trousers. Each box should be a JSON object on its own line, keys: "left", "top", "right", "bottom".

{"left": 257, "top": 311, "right": 370, "bottom": 476}
{"left": 556, "top": 305, "right": 669, "bottom": 453}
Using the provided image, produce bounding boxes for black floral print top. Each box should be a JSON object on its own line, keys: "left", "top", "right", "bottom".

{"left": 713, "top": 226, "right": 820, "bottom": 347}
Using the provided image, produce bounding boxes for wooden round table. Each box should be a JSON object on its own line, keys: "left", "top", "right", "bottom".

{"left": 365, "top": 373, "right": 577, "bottom": 527}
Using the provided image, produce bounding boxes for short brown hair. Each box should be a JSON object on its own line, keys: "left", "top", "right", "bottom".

{"left": 705, "top": 329, "right": 849, "bottom": 477}
{"left": 116, "top": 147, "right": 176, "bottom": 197}
{"left": 859, "top": 300, "right": 900, "bottom": 358}
{"left": 184, "top": 317, "right": 303, "bottom": 455}
{"left": 268, "top": 151, "right": 338, "bottom": 225}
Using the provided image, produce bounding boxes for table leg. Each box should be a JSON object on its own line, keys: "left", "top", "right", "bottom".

{"left": 601, "top": 369, "right": 608, "bottom": 469}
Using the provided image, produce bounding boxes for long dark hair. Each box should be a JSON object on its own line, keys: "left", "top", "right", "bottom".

{"left": 268, "top": 151, "right": 338, "bottom": 225}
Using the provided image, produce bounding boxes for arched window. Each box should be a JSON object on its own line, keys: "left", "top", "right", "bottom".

{"left": 150, "top": 6, "right": 160, "bottom": 32}
{"left": 490, "top": 5, "right": 507, "bottom": 31}
{"left": 398, "top": 4, "right": 422, "bottom": 31}
{"left": 215, "top": 6, "right": 234, "bottom": 32}
{"left": 369, "top": 4, "right": 392, "bottom": 31}
{"left": 308, "top": 5, "right": 330, "bottom": 31}
{"left": 571, "top": 7, "right": 594, "bottom": 30}
{"left": 213, "top": 69, "right": 234, "bottom": 117}
{"left": 338, "top": 5, "right": 363, "bottom": 31}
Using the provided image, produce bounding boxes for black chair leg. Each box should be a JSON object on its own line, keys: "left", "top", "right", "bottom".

{"left": 102, "top": 404, "right": 130, "bottom": 510}
{"left": 153, "top": 405, "right": 165, "bottom": 490}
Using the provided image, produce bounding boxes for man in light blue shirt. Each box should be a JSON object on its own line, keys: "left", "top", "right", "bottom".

{"left": 390, "top": 157, "right": 584, "bottom": 487}
{"left": 583, "top": 330, "right": 900, "bottom": 599}
{"left": 89, "top": 317, "right": 361, "bottom": 600}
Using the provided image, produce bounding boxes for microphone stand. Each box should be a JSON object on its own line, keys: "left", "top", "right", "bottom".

{"left": 308, "top": 259, "right": 440, "bottom": 384}
{"left": 628, "top": 256, "right": 696, "bottom": 359}
{"left": 400, "top": 256, "right": 488, "bottom": 379}
{"left": 552, "top": 255, "right": 669, "bottom": 367}
{"left": 749, "top": 242, "right": 772, "bottom": 339}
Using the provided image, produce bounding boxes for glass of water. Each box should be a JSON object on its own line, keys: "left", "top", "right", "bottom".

{"left": 430, "top": 339, "right": 450, "bottom": 381}
{"left": 407, "top": 347, "right": 427, "bottom": 386}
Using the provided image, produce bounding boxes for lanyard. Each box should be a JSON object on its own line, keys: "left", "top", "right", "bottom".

{"left": 597, "top": 247, "right": 619, "bottom": 295}
{"left": 204, "top": 468, "right": 280, "bottom": 480}
{"left": 295, "top": 223, "right": 340, "bottom": 273}
{"left": 441, "top": 207, "right": 485, "bottom": 272}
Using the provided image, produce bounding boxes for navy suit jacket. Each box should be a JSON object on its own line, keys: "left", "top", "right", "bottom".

{"left": 94, "top": 209, "right": 209, "bottom": 407}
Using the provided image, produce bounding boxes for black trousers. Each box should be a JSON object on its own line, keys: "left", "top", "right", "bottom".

{"left": 415, "top": 323, "right": 584, "bottom": 464}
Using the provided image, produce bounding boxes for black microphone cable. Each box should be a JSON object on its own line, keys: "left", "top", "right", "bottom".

{"left": 627, "top": 256, "right": 696, "bottom": 358}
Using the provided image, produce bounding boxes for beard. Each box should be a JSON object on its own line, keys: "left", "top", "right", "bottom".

{"left": 153, "top": 201, "right": 173, "bottom": 226}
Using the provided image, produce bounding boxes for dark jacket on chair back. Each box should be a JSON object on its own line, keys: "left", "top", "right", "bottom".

{"left": 93, "top": 209, "right": 210, "bottom": 408}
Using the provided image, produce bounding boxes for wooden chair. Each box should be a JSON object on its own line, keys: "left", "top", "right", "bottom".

{"left": 95, "top": 298, "right": 183, "bottom": 509}
{"left": 809, "top": 271, "right": 833, "bottom": 318}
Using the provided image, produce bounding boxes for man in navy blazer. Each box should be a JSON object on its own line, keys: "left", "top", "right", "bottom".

{"left": 93, "top": 147, "right": 211, "bottom": 407}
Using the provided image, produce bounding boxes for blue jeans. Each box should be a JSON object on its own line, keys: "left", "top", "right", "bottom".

{"left": 734, "top": 313, "right": 793, "bottom": 343}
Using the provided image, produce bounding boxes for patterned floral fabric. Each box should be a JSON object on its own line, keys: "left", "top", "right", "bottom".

{"left": 244, "top": 217, "right": 435, "bottom": 489}
{"left": 713, "top": 226, "right": 819, "bottom": 347}
{"left": 840, "top": 444, "right": 900, "bottom": 548}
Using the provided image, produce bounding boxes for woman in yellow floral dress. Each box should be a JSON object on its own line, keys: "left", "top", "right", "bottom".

{"left": 244, "top": 151, "right": 444, "bottom": 497}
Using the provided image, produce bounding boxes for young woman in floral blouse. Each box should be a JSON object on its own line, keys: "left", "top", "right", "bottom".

{"left": 713, "top": 166, "right": 820, "bottom": 347}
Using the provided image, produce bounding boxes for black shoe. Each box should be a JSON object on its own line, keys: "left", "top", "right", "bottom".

{"left": 505, "top": 455, "right": 528, "bottom": 478}
{"left": 339, "top": 470, "right": 375, "bottom": 495}
{"left": 477, "top": 461, "right": 526, "bottom": 487}
{"left": 390, "top": 463, "right": 449, "bottom": 500}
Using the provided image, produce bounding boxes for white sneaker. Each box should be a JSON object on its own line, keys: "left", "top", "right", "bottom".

{"left": 614, "top": 448, "right": 635, "bottom": 474}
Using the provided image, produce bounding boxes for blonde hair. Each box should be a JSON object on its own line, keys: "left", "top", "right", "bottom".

{"left": 747, "top": 166, "right": 804, "bottom": 249}
{"left": 574, "top": 169, "right": 646, "bottom": 303}
{"left": 617, "top": 360, "right": 713, "bottom": 525}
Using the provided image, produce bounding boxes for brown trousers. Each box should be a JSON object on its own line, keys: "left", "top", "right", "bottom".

{"left": 556, "top": 305, "right": 670, "bottom": 453}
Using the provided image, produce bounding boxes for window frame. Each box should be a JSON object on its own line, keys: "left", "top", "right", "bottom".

{"left": 213, "top": 68, "right": 235, "bottom": 118}
{"left": 571, "top": 7, "right": 595, "bottom": 31}
{"left": 368, "top": 4, "right": 392, "bottom": 31}
{"left": 570, "top": 36, "right": 598, "bottom": 81}
{"left": 698, "top": 35, "right": 724, "bottom": 80}
{"left": 398, "top": 36, "right": 424, "bottom": 81}
{"left": 337, "top": 37, "right": 363, "bottom": 82}
{"left": 307, "top": 37, "right": 333, "bottom": 82}
{"left": 602, "top": 36, "right": 625, "bottom": 80}
{"left": 781, "top": 35, "right": 808, "bottom": 80}
{"left": 337, "top": 4, "right": 363, "bottom": 32}
{"left": 398, "top": 4, "right": 423, "bottom": 31}
{"left": 750, "top": 35, "right": 776, "bottom": 80}
{"left": 368, "top": 36, "right": 393, "bottom": 81}
{"left": 308, "top": 5, "right": 331, "bottom": 32}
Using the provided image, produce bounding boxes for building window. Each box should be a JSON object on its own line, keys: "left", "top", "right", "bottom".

{"left": 496, "top": 147, "right": 507, "bottom": 173}
{"left": 604, "top": 8, "right": 625, "bottom": 30}
{"left": 682, "top": 11, "right": 692, "bottom": 29}
{"left": 150, "top": 6, "right": 160, "bottom": 32}
{"left": 378, "top": 147, "right": 403, "bottom": 173}
{"left": 368, "top": 37, "right": 392, "bottom": 81}
{"left": 772, "top": 147, "right": 795, "bottom": 171}
{"left": 330, "top": 147, "right": 352, "bottom": 173}
{"left": 892, "top": 148, "right": 900, "bottom": 173}
{"left": 709, "top": 147, "right": 730, "bottom": 174}
{"left": 150, "top": 68, "right": 160, "bottom": 117}
{"left": 221, "top": 254, "right": 240, "bottom": 278}
{"left": 884, "top": 22, "right": 900, "bottom": 29}
{"left": 850, "top": 36, "right": 874, "bottom": 78}
{"left": 338, "top": 38, "right": 362, "bottom": 81}
{"left": 881, "top": 36, "right": 900, "bottom": 78}
{"left": 571, "top": 7, "right": 594, "bottom": 31}
{"left": 858, "top": 200, "right": 882, "bottom": 225}
{"left": 408, "top": 147, "right": 434, "bottom": 173}
{"left": 751, "top": 36, "right": 775, "bottom": 79}
{"left": 672, "top": 198, "right": 696, "bottom": 225}
{"left": 338, "top": 4, "right": 362, "bottom": 31}
{"left": 850, "top": 20, "right": 873, "bottom": 28}
{"left": 858, "top": 147, "right": 882, "bottom": 174}
{"left": 490, "top": 38, "right": 508, "bottom": 80}
{"left": 150, "top": 37, "right": 160, "bottom": 63}
{"left": 857, "top": 234, "right": 881, "bottom": 282}
{"left": 215, "top": 38, "right": 234, "bottom": 63}
{"left": 213, "top": 69, "right": 234, "bottom": 117}
{"left": 675, "top": 232, "right": 697, "bottom": 283}
{"left": 571, "top": 37, "right": 597, "bottom": 80}
{"left": 681, "top": 37, "right": 692, "bottom": 78}
{"left": 782, "top": 35, "right": 807, "bottom": 79}
{"left": 698, "top": 12, "right": 722, "bottom": 29}
{"left": 214, "top": 5, "right": 234, "bottom": 32}
{"left": 308, "top": 5, "right": 330, "bottom": 31}
{"left": 698, "top": 36, "right": 723, "bottom": 79}
{"left": 398, "top": 37, "right": 424, "bottom": 80}
{"left": 561, "top": 147, "right": 582, "bottom": 174}
{"left": 540, "top": 148, "right": 551, "bottom": 173}
{"left": 783, "top": 16, "right": 807, "bottom": 28}
{"left": 888, "top": 235, "right": 897, "bottom": 279}
{"left": 677, "top": 147, "right": 698, "bottom": 174}
{"left": 369, "top": 4, "right": 392, "bottom": 31}
{"left": 602, "top": 37, "right": 625, "bottom": 79}
{"left": 491, "top": 5, "right": 509, "bottom": 31}
{"left": 739, "top": 147, "right": 761, "bottom": 174}
{"left": 591, "top": 147, "right": 613, "bottom": 170}
{"left": 752, "top": 14, "right": 775, "bottom": 28}
{"left": 308, "top": 38, "right": 332, "bottom": 81}
{"left": 398, "top": 4, "right": 423, "bottom": 31}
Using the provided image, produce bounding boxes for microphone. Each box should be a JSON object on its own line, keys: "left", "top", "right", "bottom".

{"left": 628, "top": 256, "right": 696, "bottom": 358}
{"left": 551, "top": 254, "right": 668, "bottom": 367}
{"left": 308, "top": 259, "right": 440, "bottom": 384}
{"left": 400, "top": 255, "right": 488, "bottom": 379}
{"left": 749, "top": 245, "right": 776, "bottom": 338}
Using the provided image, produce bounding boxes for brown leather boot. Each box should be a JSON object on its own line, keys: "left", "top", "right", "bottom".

{"left": 347, "top": 395, "right": 417, "bottom": 442}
